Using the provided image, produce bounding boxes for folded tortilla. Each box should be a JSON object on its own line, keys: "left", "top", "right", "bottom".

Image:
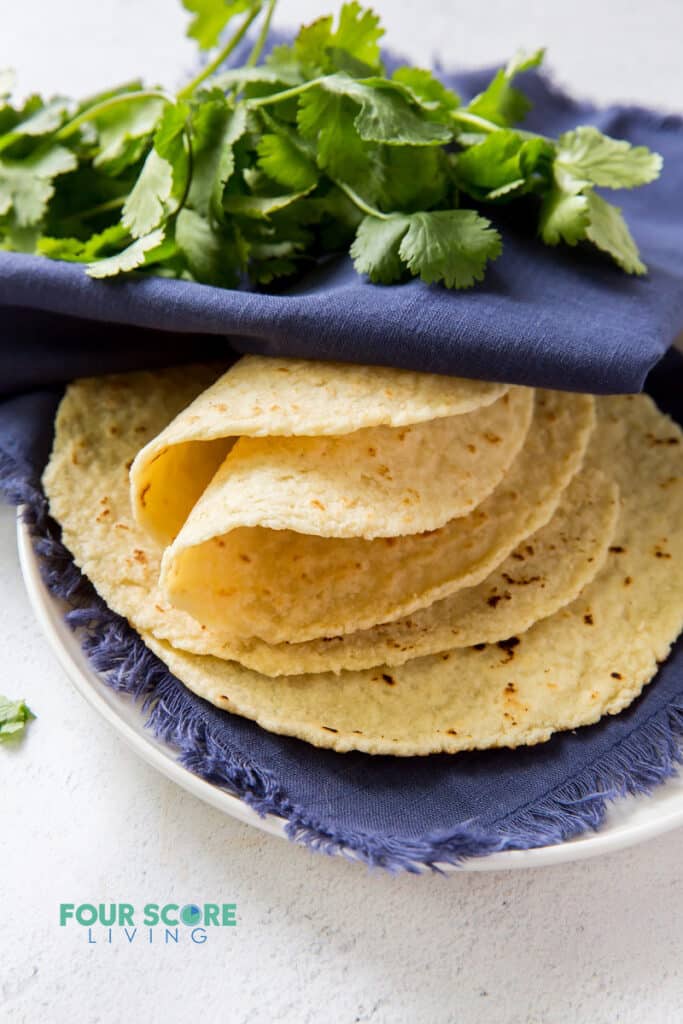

{"left": 131, "top": 356, "right": 510, "bottom": 545}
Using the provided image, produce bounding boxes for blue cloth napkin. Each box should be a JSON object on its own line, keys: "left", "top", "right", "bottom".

{"left": 2, "top": 66, "right": 683, "bottom": 870}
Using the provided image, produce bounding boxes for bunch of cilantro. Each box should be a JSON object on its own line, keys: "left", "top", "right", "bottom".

{"left": 0, "top": 0, "right": 663, "bottom": 289}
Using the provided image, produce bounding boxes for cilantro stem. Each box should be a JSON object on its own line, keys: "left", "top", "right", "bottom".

{"left": 246, "top": 0, "right": 278, "bottom": 68}
{"left": 67, "top": 196, "right": 126, "bottom": 220}
{"left": 247, "top": 79, "right": 322, "bottom": 109}
{"left": 333, "top": 181, "right": 391, "bottom": 221}
{"left": 178, "top": 4, "right": 262, "bottom": 100}
{"left": 450, "top": 110, "right": 499, "bottom": 134}
{"left": 55, "top": 90, "right": 174, "bottom": 141}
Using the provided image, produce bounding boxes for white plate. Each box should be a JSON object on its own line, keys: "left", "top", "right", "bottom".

{"left": 18, "top": 515, "right": 683, "bottom": 871}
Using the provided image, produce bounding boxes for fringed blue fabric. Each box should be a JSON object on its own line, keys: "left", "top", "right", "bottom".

{"left": 4, "top": 362, "right": 683, "bottom": 872}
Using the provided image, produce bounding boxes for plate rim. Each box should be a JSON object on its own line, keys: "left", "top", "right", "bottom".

{"left": 17, "top": 513, "right": 683, "bottom": 872}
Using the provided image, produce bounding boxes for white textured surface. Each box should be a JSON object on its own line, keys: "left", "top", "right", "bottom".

{"left": 3, "top": 3, "right": 683, "bottom": 1022}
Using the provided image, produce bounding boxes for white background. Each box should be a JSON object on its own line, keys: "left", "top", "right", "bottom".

{"left": 3, "top": 2, "right": 683, "bottom": 1022}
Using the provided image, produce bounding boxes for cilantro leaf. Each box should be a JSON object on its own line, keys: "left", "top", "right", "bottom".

{"left": 350, "top": 214, "right": 409, "bottom": 283}
{"left": 0, "top": 145, "right": 76, "bottom": 226}
{"left": 224, "top": 188, "right": 311, "bottom": 217}
{"left": 183, "top": 0, "right": 260, "bottom": 51}
{"left": 122, "top": 149, "right": 174, "bottom": 236}
{"left": 187, "top": 97, "right": 246, "bottom": 217}
{"left": 391, "top": 67, "right": 460, "bottom": 120}
{"left": 456, "top": 131, "right": 553, "bottom": 201}
{"left": 299, "top": 74, "right": 452, "bottom": 149}
{"left": 398, "top": 209, "right": 502, "bottom": 288}
{"left": 122, "top": 102, "right": 189, "bottom": 237}
{"left": 175, "top": 207, "right": 241, "bottom": 285}
{"left": 93, "top": 96, "right": 166, "bottom": 175}
{"left": 332, "top": 3, "right": 384, "bottom": 71}
{"left": 87, "top": 227, "right": 174, "bottom": 277}
{"left": 555, "top": 125, "right": 663, "bottom": 191}
{"left": 467, "top": 48, "right": 544, "bottom": 127}
{"left": 38, "top": 224, "right": 129, "bottom": 262}
{"left": 257, "top": 131, "right": 318, "bottom": 191}
{"left": 296, "top": 88, "right": 385, "bottom": 200}
{"left": 584, "top": 191, "right": 646, "bottom": 274}
{"left": 0, "top": 694, "right": 35, "bottom": 743}
{"left": 275, "top": 2, "right": 384, "bottom": 78}
{"left": 539, "top": 187, "right": 590, "bottom": 246}
{"left": 352, "top": 209, "right": 501, "bottom": 288}
{"left": 375, "top": 145, "right": 448, "bottom": 212}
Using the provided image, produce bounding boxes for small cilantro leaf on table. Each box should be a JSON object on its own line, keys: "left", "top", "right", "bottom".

{"left": 0, "top": 694, "right": 35, "bottom": 743}
{"left": 0, "top": 1, "right": 663, "bottom": 289}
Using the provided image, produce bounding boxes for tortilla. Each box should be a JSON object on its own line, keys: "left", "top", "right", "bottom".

{"left": 160, "top": 389, "right": 593, "bottom": 642}
{"left": 231, "top": 467, "right": 619, "bottom": 675}
{"left": 154, "top": 387, "right": 532, "bottom": 546}
{"left": 140, "top": 394, "right": 683, "bottom": 755}
{"left": 131, "top": 355, "right": 509, "bottom": 545}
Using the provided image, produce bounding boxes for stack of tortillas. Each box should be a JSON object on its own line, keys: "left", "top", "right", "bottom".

{"left": 43, "top": 356, "right": 683, "bottom": 755}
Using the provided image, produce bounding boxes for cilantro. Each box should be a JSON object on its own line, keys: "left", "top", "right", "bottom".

{"left": 554, "top": 125, "right": 663, "bottom": 191}
{"left": 0, "top": 145, "right": 76, "bottom": 226}
{"left": 351, "top": 209, "right": 501, "bottom": 288}
{"left": 0, "top": 694, "right": 35, "bottom": 743}
{"left": 584, "top": 191, "right": 646, "bottom": 275}
{"left": 467, "top": 49, "right": 544, "bottom": 127}
{"left": 86, "top": 227, "right": 174, "bottom": 277}
{"left": 182, "top": 0, "right": 262, "bottom": 51}
{"left": 0, "top": 1, "right": 663, "bottom": 288}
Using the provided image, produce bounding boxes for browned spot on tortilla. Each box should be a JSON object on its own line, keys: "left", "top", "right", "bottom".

{"left": 446, "top": 728, "right": 458, "bottom": 736}
{"left": 484, "top": 431, "right": 502, "bottom": 444}
{"left": 498, "top": 636, "right": 520, "bottom": 663}
{"left": 381, "top": 673, "right": 395, "bottom": 686}
{"left": 611, "top": 671, "right": 623, "bottom": 680}
{"left": 139, "top": 482, "right": 151, "bottom": 508}
{"left": 322, "top": 725, "right": 338, "bottom": 733}
{"left": 584, "top": 613, "right": 594, "bottom": 625}
{"left": 624, "top": 576, "right": 633, "bottom": 586}
{"left": 505, "top": 682, "right": 517, "bottom": 693}
{"left": 239, "top": 553, "right": 251, "bottom": 563}
{"left": 647, "top": 432, "right": 680, "bottom": 446}
{"left": 502, "top": 571, "right": 541, "bottom": 586}
{"left": 472, "top": 643, "right": 487, "bottom": 651}
{"left": 132, "top": 549, "right": 146, "bottom": 564}
{"left": 609, "top": 545, "right": 625, "bottom": 554}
